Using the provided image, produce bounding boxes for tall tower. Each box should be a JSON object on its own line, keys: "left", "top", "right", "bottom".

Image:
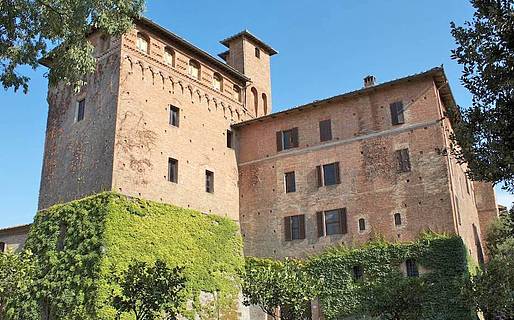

{"left": 219, "top": 31, "right": 277, "bottom": 118}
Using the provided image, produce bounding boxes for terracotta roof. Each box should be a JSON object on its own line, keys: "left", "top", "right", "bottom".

{"left": 221, "top": 30, "right": 278, "bottom": 56}
{"left": 233, "top": 66, "right": 456, "bottom": 128}
{"left": 0, "top": 223, "right": 32, "bottom": 234}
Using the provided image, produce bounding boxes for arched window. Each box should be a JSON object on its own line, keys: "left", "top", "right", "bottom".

{"left": 189, "top": 60, "right": 200, "bottom": 80}
{"left": 358, "top": 218, "right": 366, "bottom": 231}
{"left": 233, "top": 85, "right": 242, "bottom": 102}
{"left": 164, "top": 47, "right": 175, "bottom": 67}
{"left": 262, "top": 93, "right": 268, "bottom": 115}
{"left": 213, "top": 73, "right": 223, "bottom": 91}
{"left": 251, "top": 87, "right": 258, "bottom": 116}
{"left": 136, "top": 32, "right": 149, "bottom": 54}
{"left": 394, "top": 213, "right": 402, "bottom": 226}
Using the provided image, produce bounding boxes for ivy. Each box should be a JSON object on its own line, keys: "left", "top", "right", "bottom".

{"left": 10, "top": 192, "right": 243, "bottom": 320}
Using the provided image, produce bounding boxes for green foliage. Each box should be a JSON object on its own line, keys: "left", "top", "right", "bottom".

{"left": 243, "top": 258, "right": 320, "bottom": 320}
{"left": 245, "top": 233, "right": 475, "bottom": 320}
{"left": 0, "top": 250, "right": 38, "bottom": 320}
{"left": 9, "top": 192, "right": 243, "bottom": 320}
{"left": 449, "top": 0, "right": 514, "bottom": 192}
{"left": 110, "top": 259, "right": 186, "bottom": 320}
{"left": 0, "top": 0, "right": 145, "bottom": 93}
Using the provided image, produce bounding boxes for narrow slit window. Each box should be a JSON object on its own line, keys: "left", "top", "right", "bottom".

{"left": 255, "top": 47, "right": 260, "bottom": 58}
{"left": 76, "top": 99, "right": 85, "bottom": 122}
{"left": 226, "top": 130, "right": 233, "bottom": 148}
{"left": 169, "top": 105, "right": 179, "bottom": 127}
{"left": 394, "top": 213, "right": 402, "bottom": 226}
{"left": 205, "top": 170, "right": 214, "bottom": 193}
{"left": 168, "top": 158, "right": 178, "bottom": 183}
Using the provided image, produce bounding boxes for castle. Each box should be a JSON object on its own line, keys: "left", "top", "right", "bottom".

{"left": 0, "top": 17, "right": 500, "bottom": 319}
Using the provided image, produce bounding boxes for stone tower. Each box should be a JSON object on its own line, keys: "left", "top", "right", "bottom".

{"left": 219, "top": 31, "right": 277, "bottom": 118}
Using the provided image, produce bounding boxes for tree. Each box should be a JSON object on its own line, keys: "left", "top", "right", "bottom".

{"left": 449, "top": 0, "right": 514, "bottom": 192}
{"left": 0, "top": 0, "right": 144, "bottom": 93}
{"left": 110, "top": 259, "right": 186, "bottom": 320}
{"left": 242, "top": 258, "right": 319, "bottom": 320}
{"left": 470, "top": 207, "right": 514, "bottom": 319}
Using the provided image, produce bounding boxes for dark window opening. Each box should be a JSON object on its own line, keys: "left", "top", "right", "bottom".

{"left": 168, "top": 158, "right": 178, "bottom": 183}
{"left": 77, "top": 99, "right": 85, "bottom": 122}
{"left": 285, "top": 171, "right": 296, "bottom": 193}
{"left": 205, "top": 170, "right": 214, "bottom": 193}
{"left": 57, "top": 223, "right": 67, "bottom": 251}
{"left": 284, "top": 215, "right": 305, "bottom": 241}
{"left": 319, "top": 119, "right": 332, "bottom": 142}
{"left": 227, "top": 130, "right": 233, "bottom": 148}
{"left": 396, "top": 149, "right": 411, "bottom": 172}
{"left": 394, "top": 213, "right": 402, "bottom": 226}
{"left": 390, "top": 101, "right": 405, "bottom": 125}
{"left": 318, "top": 162, "right": 340, "bottom": 187}
{"left": 255, "top": 47, "right": 260, "bottom": 58}
{"left": 406, "top": 259, "right": 419, "bottom": 277}
{"left": 0, "top": 242, "right": 5, "bottom": 253}
{"left": 276, "top": 128, "right": 299, "bottom": 151}
{"left": 169, "top": 105, "right": 180, "bottom": 127}
{"left": 353, "top": 265, "right": 364, "bottom": 281}
{"left": 358, "top": 218, "right": 366, "bottom": 231}
{"left": 319, "top": 208, "right": 347, "bottom": 236}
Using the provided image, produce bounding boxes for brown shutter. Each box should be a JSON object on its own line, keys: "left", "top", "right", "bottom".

{"left": 299, "top": 215, "right": 306, "bottom": 240}
{"left": 335, "top": 162, "right": 341, "bottom": 184}
{"left": 396, "top": 150, "right": 403, "bottom": 172}
{"left": 397, "top": 102, "right": 405, "bottom": 124}
{"left": 316, "top": 166, "right": 323, "bottom": 187}
{"left": 340, "top": 208, "right": 348, "bottom": 234}
{"left": 403, "top": 149, "right": 411, "bottom": 171}
{"left": 292, "top": 127, "right": 299, "bottom": 147}
{"left": 276, "top": 131, "right": 283, "bottom": 152}
{"left": 284, "top": 216, "right": 292, "bottom": 241}
{"left": 316, "top": 211, "right": 324, "bottom": 237}
{"left": 320, "top": 119, "right": 332, "bottom": 142}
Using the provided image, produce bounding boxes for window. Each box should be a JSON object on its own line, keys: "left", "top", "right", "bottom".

{"left": 168, "top": 158, "right": 178, "bottom": 183}
{"left": 0, "top": 242, "right": 5, "bottom": 253}
{"left": 284, "top": 171, "right": 296, "bottom": 193}
{"left": 405, "top": 259, "right": 419, "bottom": 277}
{"left": 57, "top": 223, "right": 67, "bottom": 251}
{"left": 394, "top": 213, "right": 402, "bottom": 226}
{"left": 169, "top": 105, "right": 179, "bottom": 127}
{"left": 233, "top": 85, "right": 242, "bottom": 102}
{"left": 262, "top": 93, "right": 268, "bottom": 115}
{"left": 358, "top": 218, "right": 366, "bottom": 231}
{"left": 317, "top": 208, "right": 347, "bottom": 237}
{"left": 164, "top": 47, "right": 175, "bottom": 67}
{"left": 353, "top": 265, "right": 364, "bottom": 281}
{"left": 390, "top": 101, "right": 405, "bottom": 125}
{"left": 276, "top": 128, "right": 299, "bottom": 151}
{"left": 251, "top": 87, "right": 258, "bottom": 116}
{"left": 213, "top": 73, "right": 223, "bottom": 91}
{"left": 319, "top": 119, "right": 332, "bottom": 142}
{"left": 396, "top": 149, "right": 411, "bottom": 172}
{"left": 205, "top": 170, "right": 214, "bottom": 193}
{"left": 255, "top": 47, "right": 261, "bottom": 58}
{"left": 316, "top": 162, "right": 340, "bottom": 187}
{"left": 136, "top": 32, "right": 149, "bottom": 54}
{"left": 226, "top": 130, "right": 233, "bottom": 148}
{"left": 76, "top": 99, "right": 85, "bottom": 122}
{"left": 284, "top": 215, "right": 305, "bottom": 241}
{"left": 189, "top": 60, "right": 200, "bottom": 80}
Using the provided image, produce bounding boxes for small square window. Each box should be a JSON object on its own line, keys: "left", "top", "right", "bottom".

{"left": 76, "top": 99, "right": 85, "bottom": 122}
{"left": 168, "top": 158, "right": 178, "bottom": 183}
{"left": 255, "top": 47, "right": 260, "bottom": 58}
{"left": 170, "top": 105, "right": 180, "bottom": 127}
{"left": 206, "top": 170, "right": 214, "bottom": 193}
{"left": 284, "top": 172, "right": 296, "bottom": 193}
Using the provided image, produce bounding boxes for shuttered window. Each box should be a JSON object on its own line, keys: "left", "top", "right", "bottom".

{"left": 317, "top": 162, "right": 341, "bottom": 187}
{"left": 168, "top": 158, "right": 178, "bottom": 183}
{"left": 406, "top": 259, "right": 419, "bottom": 277}
{"left": 276, "top": 127, "right": 299, "bottom": 151}
{"left": 205, "top": 170, "right": 214, "bottom": 193}
{"left": 390, "top": 101, "right": 405, "bottom": 125}
{"left": 396, "top": 149, "right": 411, "bottom": 172}
{"left": 317, "top": 208, "right": 347, "bottom": 237}
{"left": 284, "top": 215, "right": 305, "bottom": 241}
{"left": 319, "top": 119, "right": 332, "bottom": 142}
{"left": 284, "top": 171, "right": 296, "bottom": 193}
{"left": 169, "top": 105, "right": 180, "bottom": 127}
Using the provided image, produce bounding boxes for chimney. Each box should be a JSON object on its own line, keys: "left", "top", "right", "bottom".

{"left": 364, "top": 75, "right": 376, "bottom": 88}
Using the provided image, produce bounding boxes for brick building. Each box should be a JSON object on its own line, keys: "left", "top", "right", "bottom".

{"left": 2, "top": 17, "right": 501, "bottom": 319}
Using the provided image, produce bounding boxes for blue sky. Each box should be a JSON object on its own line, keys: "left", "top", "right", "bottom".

{"left": 0, "top": 0, "right": 512, "bottom": 228}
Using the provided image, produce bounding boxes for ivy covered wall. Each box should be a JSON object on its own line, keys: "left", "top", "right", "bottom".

{"left": 22, "top": 192, "right": 244, "bottom": 320}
